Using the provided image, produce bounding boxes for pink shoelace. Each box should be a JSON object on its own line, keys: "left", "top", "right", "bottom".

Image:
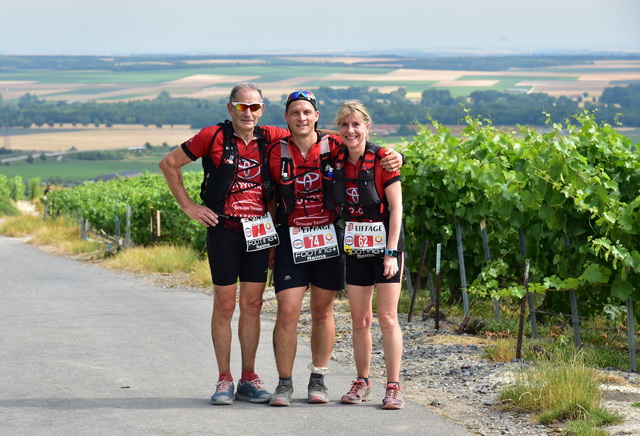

{"left": 385, "top": 384, "right": 401, "bottom": 399}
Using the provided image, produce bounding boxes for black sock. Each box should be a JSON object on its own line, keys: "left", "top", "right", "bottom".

{"left": 357, "top": 377, "right": 370, "bottom": 386}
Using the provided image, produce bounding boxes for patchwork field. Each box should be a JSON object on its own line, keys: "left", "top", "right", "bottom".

{"left": 2, "top": 55, "right": 639, "bottom": 161}
{"left": 2, "top": 58, "right": 639, "bottom": 104}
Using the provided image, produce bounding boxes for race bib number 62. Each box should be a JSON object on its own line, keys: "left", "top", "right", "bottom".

{"left": 344, "top": 221, "right": 386, "bottom": 258}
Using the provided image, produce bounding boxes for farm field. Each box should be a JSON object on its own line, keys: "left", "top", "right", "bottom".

{"left": 0, "top": 156, "right": 201, "bottom": 183}
{"left": 2, "top": 124, "right": 197, "bottom": 152}
{"left": 2, "top": 55, "right": 639, "bottom": 184}
{"left": 2, "top": 57, "right": 640, "bottom": 103}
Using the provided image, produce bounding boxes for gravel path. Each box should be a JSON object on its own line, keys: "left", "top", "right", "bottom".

{"left": 258, "top": 288, "right": 640, "bottom": 436}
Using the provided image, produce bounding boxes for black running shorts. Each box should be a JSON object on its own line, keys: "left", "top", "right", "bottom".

{"left": 273, "top": 224, "right": 345, "bottom": 293}
{"left": 345, "top": 254, "right": 404, "bottom": 287}
{"left": 206, "top": 223, "right": 269, "bottom": 286}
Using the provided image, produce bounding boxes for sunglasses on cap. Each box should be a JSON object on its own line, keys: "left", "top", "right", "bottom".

{"left": 231, "top": 102, "right": 263, "bottom": 112}
{"left": 285, "top": 90, "right": 317, "bottom": 108}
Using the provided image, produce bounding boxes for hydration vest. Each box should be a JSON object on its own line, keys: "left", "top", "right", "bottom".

{"left": 333, "top": 141, "right": 386, "bottom": 221}
{"left": 199, "top": 120, "right": 272, "bottom": 215}
{"left": 276, "top": 134, "right": 336, "bottom": 216}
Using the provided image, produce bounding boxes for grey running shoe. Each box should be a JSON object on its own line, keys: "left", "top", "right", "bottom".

{"left": 236, "top": 378, "right": 271, "bottom": 403}
{"left": 307, "top": 376, "right": 329, "bottom": 404}
{"left": 382, "top": 383, "right": 405, "bottom": 410}
{"left": 269, "top": 380, "right": 294, "bottom": 407}
{"left": 341, "top": 379, "right": 372, "bottom": 404}
{"left": 210, "top": 379, "right": 234, "bottom": 405}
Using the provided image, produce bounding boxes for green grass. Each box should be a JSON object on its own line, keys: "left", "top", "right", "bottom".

{"left": 0, "top": 196, "right": 19, "bottom": 216}
{"left": 498, "top": 349, "right": 623, "bottom": 433}
{"left": 0, "top": 214, "right": 104, "bottom": 254}
{"left": 0, "top": 159, "right": 201, "bottom": 183}
{"left": 103, "top": 244, "right": 202, "bottom": 274}
{"left": 103, "top": 244, "right": 212, "bottom": 288}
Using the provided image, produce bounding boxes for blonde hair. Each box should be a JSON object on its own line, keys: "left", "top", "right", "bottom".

{"left": 334, "top": 100, "right": 373, "bottom": 138}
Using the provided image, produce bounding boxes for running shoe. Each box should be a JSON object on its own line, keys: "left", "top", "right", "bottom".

{"left": 307, "top": 376, "right": 329, "bottom": 404}
{"left": 340, "top": 379, "right": 372, "bottom": 404}
{"left": 236, "top": 378, "right": 271, "bottom": 403}
{"left": 269, "top": 379, "right": 294, "bottom": 407}
{"left": 382, "top": 383, "right": 405, "bottom": 410}
{"left": 210, "top": 379, "right": 234, "bottom": 405}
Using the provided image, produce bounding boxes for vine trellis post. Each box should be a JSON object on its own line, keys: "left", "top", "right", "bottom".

{"left": 564, "top": 233, "right": 582, "bottom": 347}
{"left": 455, "top": 218, "right": 470, "bottom": 331}
{"left": 408, "top": 240, "right": 429, "bottom": 322}
{"left": 435, "top": 243, "right": 442, "bottom": 331}
{"left": 626, "top": 297, "right": 637, "bottom": 372}
{"left": 479, "top": 220, "right": 500, "bottom": 321}
{"left": 516, "top": 259, "right": 531, "bottom": 359}
{"left": 518, "top": 228, "right": 538, "bottom": 338}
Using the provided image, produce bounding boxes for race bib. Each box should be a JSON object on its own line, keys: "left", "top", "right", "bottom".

{"left": 289, "top": 224, "right": 339, "bottom": 264}
{"left": 344, "top": 221, "right": 386, "bottom": 258}
{"left": 241, "top": 212, "right": 279, "bottom": 252}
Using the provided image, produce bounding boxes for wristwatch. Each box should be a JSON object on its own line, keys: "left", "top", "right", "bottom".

{"left": 400, "top": 152, "right": 406, "bottom": 166}
{"left": 384, "top": 249, "right": 402, "bottom": 258}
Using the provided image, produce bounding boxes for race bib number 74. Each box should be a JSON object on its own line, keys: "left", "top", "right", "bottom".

{"left": 289, "top": 224, "right": 339, "bottom": 264}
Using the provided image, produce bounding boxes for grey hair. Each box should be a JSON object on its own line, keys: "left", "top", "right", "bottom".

{"left": 229, "top": 82, "right": 263, "bottom": 103}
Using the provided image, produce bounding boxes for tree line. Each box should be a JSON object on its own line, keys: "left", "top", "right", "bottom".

{"left": 1, "top": 84, "right": 640, "bottom": 131}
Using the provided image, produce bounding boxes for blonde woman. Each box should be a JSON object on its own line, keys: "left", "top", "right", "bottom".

{"left": 332, "top": 101, "right": 405, "bottom": 409}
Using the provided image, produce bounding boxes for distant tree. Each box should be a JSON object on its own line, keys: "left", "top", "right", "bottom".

{"left": 157, "top": 90, "right": 171, "bottom": 100}
{"left": 396, "top": 124, "right": 413, "bottom": 136}
{"left": 421, "top": 89, "right": 456, "bottom": 106}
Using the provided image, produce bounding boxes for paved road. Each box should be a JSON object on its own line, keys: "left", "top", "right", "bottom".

{"left": 0, "top": 235, "right": 470, "bottom": 435}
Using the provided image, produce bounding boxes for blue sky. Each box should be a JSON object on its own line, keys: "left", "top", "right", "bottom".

{"left": 1, "top": 0, "right": 638, "bottom": 55}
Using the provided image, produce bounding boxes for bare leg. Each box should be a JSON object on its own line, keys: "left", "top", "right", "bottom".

{"left": 211, "top": 284, "right": 238, "bottom": 375}
{"left": 346, "top": 285, "right": 375, "bottom": 378}
{"left": 309, "top": 286, "right": 336, "bottom": 368}
{"left": 238, "top": 281, "right": 266, "bottom": 374}
{"left": 272, "top": 287, "right": 306, "bottom": 378}
{"left": 376, "top": 282, "right": 403, "bottom": 383}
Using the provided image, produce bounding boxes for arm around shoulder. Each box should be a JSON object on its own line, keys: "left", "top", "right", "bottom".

{"left": 380, "top": 148, "right": 405, "bottom": 172}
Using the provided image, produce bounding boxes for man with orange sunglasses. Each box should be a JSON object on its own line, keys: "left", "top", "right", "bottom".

{"left": 160, "top": 82, "right": 289, "bottom": 405}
